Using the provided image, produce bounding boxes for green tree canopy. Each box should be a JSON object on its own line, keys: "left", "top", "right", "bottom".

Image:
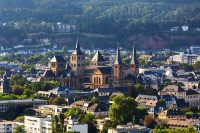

{"left": 13, "top": 125, "right": 25, "bottom": 133}
{"left": 109, "top": 95, "right": 137, "bottom": 124}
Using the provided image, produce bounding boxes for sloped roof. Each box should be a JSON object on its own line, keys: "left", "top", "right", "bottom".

{"left": 98, "top": 66, "right": 112, "bottom": 74}
{"left": 186, "top": 89, "right": 199, "bottom": 95}
{"left": 95, "top": 87, "right": 129, "bottom": 94}
{"left": 84, "top": 68, "right": 96, "bottom": 76}
{"left": 91, "top": 50, "right": 105, "bottom": 62}
{"left": 49, "top": 87, "right": 67, "bottom": 92}
{"left": 87, "top": 103, "right": 108, "bottom": 112}
{"left": 162, "top": 85, "right": 185, "bottom": 92}
{"left": 43, "top": 70, "right": 56, "bottom": 77}
{"left": 124, "top": 74, "right": 136, "bottom": 80}
{"left": 50, "top": 55, "right": 66, "bottom": 62}
{"left": 175, "top": 99, "right": 189, "bottom": 108}
{"left": 166, "top": 109, "right": 184, "bottom": 116}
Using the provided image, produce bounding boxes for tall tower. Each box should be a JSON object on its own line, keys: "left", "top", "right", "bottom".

{"left": 114, "top": 46, "right": 123, "bottom": 82}
{"left": 70, "top": 38, "right": 85, "bottom": 76}
{"left": 49, "top": 55, "right": 66, "bottom": 76}
{"left": 90, "top": 50, "right": 105, "bottom": 67}
{"left": 130, "top": 45, "right": 139, "bottom": 75}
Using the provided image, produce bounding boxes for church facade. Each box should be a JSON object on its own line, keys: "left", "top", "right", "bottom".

{"left": 39, "top": 39, "right": 139, "bottom": 89}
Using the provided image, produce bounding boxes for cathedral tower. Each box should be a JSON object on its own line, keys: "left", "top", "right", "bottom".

{"left": 90, "top": 50, "right": 105, "bottom": 67}
{"left": 130, "top": 45, "right": 139, "bottom": 75}
{"left": 70, "top": 38, "right": 85, "bottom": 76}
{"left": 113, "top": 46, "right": 123, "bottom": 82}
{"left": 49, "top": 55, "right": 66, "bottom": 76}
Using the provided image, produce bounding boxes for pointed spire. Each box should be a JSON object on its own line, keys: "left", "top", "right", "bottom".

{"left": 114, "top": 46, "right": 122, "bottom": 65}
{"left": 130, "top": 45, "right": 138, "bottom": 64}
{"left": 91, "top": 50, "right": 105, "bottom": 62}
{"left": 76, "top": 37, "right": 80, "bottom": 50}
{"left": 72, "top": 37, "right": 84, "bottom": 55}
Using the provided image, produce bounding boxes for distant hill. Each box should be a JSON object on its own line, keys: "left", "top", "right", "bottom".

{"left": 0, "top": 0, "right": 200, "bottom": 23}
{"left": 0, "top": 0, "right": 200, "bottom": 49}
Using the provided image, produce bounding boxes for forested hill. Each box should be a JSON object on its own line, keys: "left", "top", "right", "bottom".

{"left": 0, "top": 0, "right": 200, "bottom": 23}
{"left": 0, "top": 0, "right": 200, "bottom": 49}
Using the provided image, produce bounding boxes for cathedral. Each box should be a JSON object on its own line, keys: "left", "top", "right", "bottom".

{"left": 39, "top": 39, "right": 139, "bottom": 89}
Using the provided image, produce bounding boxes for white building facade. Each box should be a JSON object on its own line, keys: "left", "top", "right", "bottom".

{"left": 24, "top": 116, "right": 52, "bottom": 133}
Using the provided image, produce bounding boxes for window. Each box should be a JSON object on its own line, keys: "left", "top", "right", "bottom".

{"left": 51, "top": 63, "right": 56, "bottom": 68}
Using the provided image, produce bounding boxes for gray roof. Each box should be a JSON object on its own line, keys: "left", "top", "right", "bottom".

{"left": 43, "top": 70, "right": 56, "bottom": 77}
{"left": 84, "top": 68, "right": 96, "bottom": 76}
{"left": 50, "top": 55, "right": 66, "bottom": 62}
{"left": 0, "top": 99, "right": 47, "bottom": 104}
{"left": 114, "top": 46, "right": 122, "bottom": 65}
{"left": 91, "top": 50, "right": 105, "bottom": 62}
{"left": 60, "top": 70, "right": 75, "bottom": 78}
{"left": 98, "top": 66, "right": 112, "bottom": 74}
{"left": 186, "top": 89, "right": 199, "bottom": 95}
{"left": 162, "top": 85, "right": 185, "bottom": 92}
{"left": 124, "top": 74, "right": 136, "bottom": 80}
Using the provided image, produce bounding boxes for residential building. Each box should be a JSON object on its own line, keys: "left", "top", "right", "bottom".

{"left": 167, "top": 118, "right": 200, "bottom": 130}
{"left": 35, "top": 105, "right": 70, "bottom": 116}
{"left": 0, "top": 99, "right": 47, "bottom": 113}
{"left": 65, "top": 116, "right": 88, "bottom": 133}
{"left": 158, "top": 109, "right": 186, "bottom": 120}
{"left": 160, "top": 85, "right": 186, "bottom": 99}
{"left": 24, "top": 116, "right": 52, "bottom": 133}
{"left": 108, "top": 124, "right": 152, "bottom": 133}
{"left": 185, "top": 89, "right": 200, "bottom": 108}
{"left": 93, "top": 87, "right": 129, "bottom": 96}
{"left": 136, "top": 94, "right": 158, "bottom": 117}
{"left": 86, "top": 103, "right": 108, "bottom": 118}
{"left": 0, "top": 120, "right": 17, "bottom": 133}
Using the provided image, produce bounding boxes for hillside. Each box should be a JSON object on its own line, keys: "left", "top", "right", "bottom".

{"left": 0, "top": 0, "right": 200, "bottom": 23}
{"left": 0, "top": 0, "right": 200, "bottom": 49}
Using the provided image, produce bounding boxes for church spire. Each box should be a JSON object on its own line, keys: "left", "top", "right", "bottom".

{"left": 76, "top": 37, "right": 80, "bottom": 51}
{"left": 130, "top": 45, "right": 138, "bottom": 65}
{"left": 114, "top": 46, "right": 122, "bottom": 65}
{"left": 72, "top": 37, "right": 84, "bottom": 55}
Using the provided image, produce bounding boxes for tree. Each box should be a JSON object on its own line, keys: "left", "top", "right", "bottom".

{"left": 64, "top": 107, "right": 82, "bottom": 118}
{"left": 109, "top": 95, "right": 137, "bottom": 124}
{"left": 90, "top": 97, "right": 99, "bottom": 103}
{"left": 102, "top": 120, "right": 117, "bottom": 133}
{"left": 135, "top": 107, "right": 148, "bottom": 124}
{"left": 10, "top": 75, "right": 28, "bottom": 86}
{"left": 15, "top": 116, "right": 24, "bottom": 122}
{"left": 153, "top": 126, "right": 197, "bottom": 133}
{"left": 58, "top": 113, "right": 65, "bottom": 132}
{"left": 81, "top": 113, "right": 97, "bottom": 133}
{"left": 23, "top": 108, "right": 35, "bottom": 116}
{"left": 131, "top": 84, "right": 144, "bottom": 98}
{"left": 13, "top": 125, "right": 25, "bottom": 133}
{"left": 144, "top": 116, "right": 156, "bottom": 129}
{"left": 12, "top": 85, "right": 24, "bottom": 95}
{"left": 193, "top": 61, "right": 200, "bottom": 71}
{"left": 49, "top": 97, "right": 66, "bottom": 105}
{"left": 54, "top": 115, "right": 59, "bottom": 132}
